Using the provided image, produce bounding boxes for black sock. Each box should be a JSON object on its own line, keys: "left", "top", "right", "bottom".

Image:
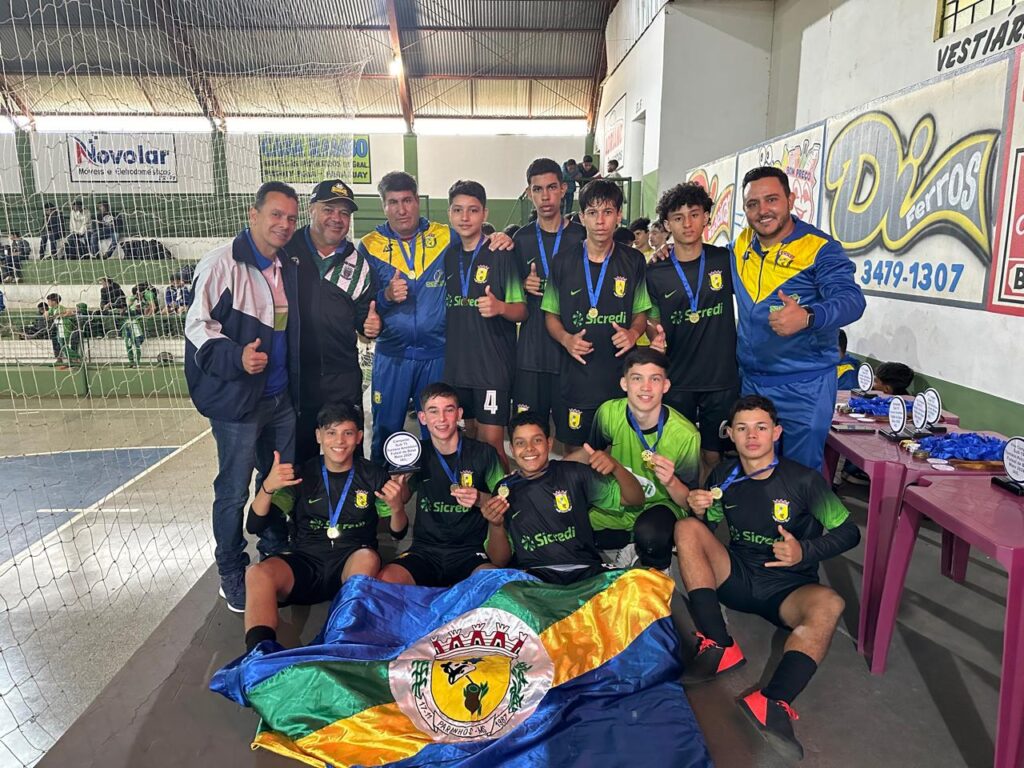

{"left": 245, "top": 625, "right": 277, "bottom": 652}
{"left": 687, "top": 588, "right": 732, "bottom": 647}
{"left": 762, "top": 650, "right": 818, "bottom": 703}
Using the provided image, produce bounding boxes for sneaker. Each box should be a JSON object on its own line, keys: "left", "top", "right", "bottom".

{"left": 681, "top": 631, "right": 746, "bottom": 684}
{"left": 218, "top": 570, "right": 246, "bottom": 613}
{"left": 840, "top": 466, "right": 870, "bottom": 486}
{"left": 738, "top": 690, "right": 804, "bottom": 762}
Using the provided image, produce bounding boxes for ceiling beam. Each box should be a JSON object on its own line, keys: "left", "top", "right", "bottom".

{"left": 587, "top": 0, "right": 615, "bottom": 133}
{"left": 385, "top": 0, "right": 415, "bottom": 132}
{"left": 152, "top": 0, "right": 223, "bottom": 130}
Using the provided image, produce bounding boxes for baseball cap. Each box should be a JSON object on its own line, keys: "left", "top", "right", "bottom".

{"left": 310, "top": 179, "right": 359, "bottom": 211}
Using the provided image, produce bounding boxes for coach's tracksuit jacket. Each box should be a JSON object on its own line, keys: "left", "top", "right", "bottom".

{"left": 185, "top": 231, "right": 300, "bottom": 422}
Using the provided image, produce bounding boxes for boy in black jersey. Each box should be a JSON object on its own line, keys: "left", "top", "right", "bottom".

{"left": 442, "top": 181, "right": 526, "bottom": 471}
{"left": 480, "top": 411, "right": 643, "bottom": 585}
{"left": 542, "top": 179, "right": 651, "bottom": 451}
{"left": 512, "top": 158, "right": 587, "bottom": 424}
{"left": 379, "top": 383, "right": 507, "bottom": 587}
{"left": 647, "top": 183, "right": 739, "bottom": 479}
{"left": 676, "top": 395, "right": 860, "bottom": 761}
{"left": 242, "top": 403, "right": 409, "bottom": 651}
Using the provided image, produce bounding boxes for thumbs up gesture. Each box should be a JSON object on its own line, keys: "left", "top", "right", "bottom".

{"left": 263, "top": 450, "right": 301, "bottom": 494}
{"left": 241, "top": 337, "right": 268, "bottom": 374}
{"left": 476, "top": 284, "right": 504, "bottom": 318}
{"left": 583, "top": 442, "right": 617, "bottom": 476}
{"left": 524, "top": 262, "right": 544, "bottom": 296}
{"left": 649, "top": 323, "right": 667, "bottom": 353}
{"left": 768, "top": 289, "right": 811, "bottom": 337}
{"left": 610, "top": 321, "right": 639, "bottom": 357}
{"left": 386, "top": 270, "right": 409, "bottom": 303}
{"left": 766, "top": 524, "right": 803, "bottom": 567}
{"left": 363, "top": 300, "right": 381, "bottom": 338}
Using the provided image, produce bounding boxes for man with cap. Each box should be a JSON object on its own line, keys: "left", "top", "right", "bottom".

{"left": 283, "top": 179, "right": 382, "bottom": 465}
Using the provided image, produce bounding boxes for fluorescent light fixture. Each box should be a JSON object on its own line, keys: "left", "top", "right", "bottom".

{"left": 33, "top": 115, "right": 213, "bottom": 133}
{"left": 414, "top": 118, "right": 588, "bottom": 136}
{"left": 224, "top": 116, "right": 407, "bottom": 134}
{"left": 389, "top": 57, "right": 403, "bottom": 77}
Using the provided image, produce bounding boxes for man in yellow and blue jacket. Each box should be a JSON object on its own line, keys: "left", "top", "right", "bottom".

{"left": 732, "top": 167, "right": 865, "bottom": 472}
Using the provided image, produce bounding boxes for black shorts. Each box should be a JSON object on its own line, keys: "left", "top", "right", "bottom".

{"left": 277, "top": 546, "right": 377, "bottom": 606}
{"left": 512, "top": 370, "right": 560, "bottom": 422}
{"left": 454, "top": 386, "right": 511, "bottom": 427}
{"left": 665, "top": 387, "right": 739, "bottom": 453}
{"left": 526, "top": 563, "right": 618, "bottom": 585}
{"left": 716, "top": 549, "right": 817, "bottom": 628}
{"left": 554, "top": 402, "right": 597, "bottom": 446}
{"left": 389, "top": 546, "right": 491, "bottom": 587}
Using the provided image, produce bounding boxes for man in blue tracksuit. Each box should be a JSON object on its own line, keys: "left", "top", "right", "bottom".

{"left": 732, "top": 166, "right": 866, "bottom": 472}
{"left": 185, "top": 181, "right": 301, "bottom": 613}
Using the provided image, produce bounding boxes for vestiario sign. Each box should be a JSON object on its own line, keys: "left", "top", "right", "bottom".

{"left": 67, "top": 133, "right": 178, "bottom": 183}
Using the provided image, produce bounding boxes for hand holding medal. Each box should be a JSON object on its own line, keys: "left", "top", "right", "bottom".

{"left": 708, "top": 459, "right": 779, "bottom": 502}
{"left": 451, "top": 484, "right": 480, "bottom": 509}
{"left": 481, "top": 492, "right": 509, "bottom": 525}
{"left": 686, "top": 489, "right": 716, "bottom": 517}
{"left": 648, "top": 452, "right": 677, "bottom": 486}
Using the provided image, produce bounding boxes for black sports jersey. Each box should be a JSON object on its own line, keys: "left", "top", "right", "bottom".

{"left": 647, "top": 244, "right": 738, "bottom": 391}
{"left": 501, "top": 460, "right": 619, "bottom": 570}
{"left": 443, "top": 244, "right": 524, "bottom": 390}
{"left": 513, "top": 220, "right": 586, "bottom": 374}
{"left": 541, "top": 241, "right": 651, "bottom": 408}
{"left": 410, "top": 436, "right": 505, "bottom": 550}
{"left": 705, "top": 457, "right": 853, "bottom": 581}
{"left": 271, "top": 456, "right": 392, "bottom": 555}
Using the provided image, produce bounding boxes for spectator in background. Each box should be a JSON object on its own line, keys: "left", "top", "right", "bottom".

{"left": 629, "top": 218, "right": 653, "bottom": 258}
{"left": 579, "top": 155, "right": 599, "bottom": 184}
{"left": 39, "top": 203, "right": 63, "bottom": 260}
{"left": 836, "top": 329, "right": 859, "bottom": 390}
{"left": 98, "top": 276, "right": 127, "bottom": 312}
{"left": 19, "top": 303, "right": 57, "bottom": 362}
{"left": 873, "top": 362, "right": 914, "bottom": 395}
{"left": 164, "top": 272, "right": 193, "bottom": 314}
{"left": 45, "top": 292, "right": 80, "bottom": 369}
{"left": 562, "top": 158, "right": 581, "bottom": 216}
{"left": 122, "top": 293, "right": 146, "bottom": 368}
{"left": 68, "top": 200, "right": 98, "bottom": 258}
{"left": 2, "top": 232, "right": 29, "bottom": 282}
{"left": 130, "top": 282, "right": 159, "bottom": 316}
{"left": 649, "top": 219, "right": 669, "bottom": 251}
{"left": 96, "top": 202, "right": 121, "bottom": 259}
{"left": 606, "top": 159, "right": 622, "bottom": 178}
{"left": 612, "top": 226, "right": 635, "bottom": 246}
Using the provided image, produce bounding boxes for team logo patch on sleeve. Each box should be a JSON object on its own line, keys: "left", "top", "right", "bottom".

{"left": 554, "top": 490, "right": 572, "bottom": 513}
{"left": 474, "top": 265, "right": 490, "bottom": 284}
{"left": 373, "top": 391, "right": 382, "bottom": 404}
{"left": 355, "top": 490, "right": 369, "bottom": 509}
{"left": 568, "top": 409, "right": 582, "bottom": 430}
{"left": 709, "top": 270, "right": 723, "bottom": 291}
{"left": 460, "top": 470, "right": 475, "bottom": 488}
{"left": 613, "top": 276, "right": 627, "bottom": 298}
{"left": 772, "top": 499, "right": 791, "bottom": 523}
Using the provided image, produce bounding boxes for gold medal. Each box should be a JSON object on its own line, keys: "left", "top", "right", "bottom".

{"left": 327, "top": 525, "right": 341, "bottom": 540}
{"left": 641, "top": 449, "right": 654, "bottom": 464}
{"left": 687, "top": 311, "right": 700, "bottom": 324}
{"left": 450, "top": 484, "right": 461, "bottom": 495}
{"left": 497, "top": 485, "right": 510, "bottom": 499}
{"left": 710, "top": 487, "right": 723, "bottom": 500}
{"left": 587, "top": 306, "right": 599, "bottom": 320}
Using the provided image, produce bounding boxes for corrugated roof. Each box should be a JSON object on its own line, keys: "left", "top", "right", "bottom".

{"left": 398, "top": 0, "right": 607, "bottom": 30}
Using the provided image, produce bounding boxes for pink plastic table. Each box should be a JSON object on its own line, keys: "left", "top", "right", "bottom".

{"left": 823, "top": 427, "right": 1005, "bottom": 662}
{"left": 873, "top": 477, "right": 1024, "bottom": 768}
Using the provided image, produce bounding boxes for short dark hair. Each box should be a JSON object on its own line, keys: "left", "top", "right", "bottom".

{"left": 36, "top": 301, "right": 46, "bottom": 311}
{"left": 509, "top": 410, "right": 549, "bottom": 440}
{"left": 419, "top": 382, "right": 460, "bottom": 409}
{"left": 612, "top": 226, "right": 635, "bottom": 244}
{"left": 526, "top": 158, "right": 563, "bottom": 184}
{"left": 628, "top": 217, "right": 650, "bottom": 234}
{"left": 254, "top": 181, "right": 298, "bottom": 210}
{"left": 657, "top": 183, "right": 713, "bottom": 221}
{"left": 46, "top": 292, "right": 61, "bottom": 303}
{"left": 622, "top": 347, "right": 669, "bottom": 375}
{"left": 728, "top": 394, "right": 778, "bottom": 425}
{"left": 579, "top": 179, "right": 623, "bottom": 211}
{"left": 742, "top": 166, "right": 791, "bottom": 197}
{"left": 481, "top": 222, "right": 495, "bottom": 236}
{"left": 650, "top": 220, "right": 666, "bottom": 233}
{"left": 607, "top": 159, "right": 619, "bottom": 169}
{"left": 378, "top": 171, "right": 418, "bottom": 200}
{"left": 316, "top": 402, "right": 362, "bottom": 431}
{"left": 876, "top": 362, "right": 915, "bottom": 395}
{"left": 838, "top": 329, "right": 848, "bottom": 355}
{"left": 582, "top": 155, "right": 593, "bottom": 163}
{"left": 565, "top": 158, "right": 577, "bottom": 167}
{"left": 448, "top": 179, "right": 487, "bottom": 207}
{"left": 503, "top": 224, "right": 520, "bottom": 237}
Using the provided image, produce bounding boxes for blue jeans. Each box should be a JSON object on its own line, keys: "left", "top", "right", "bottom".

{"left": 209, "top": 392, "right": 295, "bottom": 579}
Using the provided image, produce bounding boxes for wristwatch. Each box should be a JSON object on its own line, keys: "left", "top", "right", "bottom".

{"left": 803, "top": 306, "right": 816, "bottom": 329}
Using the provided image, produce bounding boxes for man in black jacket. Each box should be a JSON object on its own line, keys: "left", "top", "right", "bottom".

{"left": 283, "top": 179, "right": 381, "bottom": 464}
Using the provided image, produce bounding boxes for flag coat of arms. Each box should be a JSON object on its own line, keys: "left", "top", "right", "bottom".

{"left": 211, "top": 568, "right": 711, "bottom": 767}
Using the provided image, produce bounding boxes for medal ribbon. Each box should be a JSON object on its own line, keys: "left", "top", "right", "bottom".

{"left": 582, "top": 242, "right": 611, "bottom": 312}
{"left": 459, "top": 237, "right": 487, "bottom": 297}
{"left": 626, "top": 406, "right": 666, "bottom": 455}
{"left": 386, "top": 224, "right": 422, "bottom": 285}
{"left": 435, "top": 438, "right": 463, "bottom": 488}
{"left": 670, "top": 247, "right": 705, "bottom": 317}
{"left": 534, "top": 219, "right": 564, "bottom": 278}
{"left": 716, "top": 458, "right": 779, "bottom": 494}
{"left": 320, "top": 460, "right": 355, "bottom": 532}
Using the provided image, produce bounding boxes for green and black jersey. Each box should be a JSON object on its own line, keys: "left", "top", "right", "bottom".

{"left": 646, "top": 244, "right": 738, "bottom": 391}
{"left": 541, "top": 242, "right": 652, "bottom": 407}
{"left": 410, "top": 436, "right": 505, "bottom": 551}
{"left": 500, "top": 460, "right": 619, "bottom": 570}
{"left": 705, "top": 457, "right": 858, "bottom": 581}
{"left": 586, "top": 399, "right": 700, "bottom": 530}
{"left": 443, "top": 244, "right": 525, "bottom": 391}
{"left": 270, "top": 456, "right": 392, "bottom": 556}
{"left": 513, "top": 220, "right": 586, "bottom": 374}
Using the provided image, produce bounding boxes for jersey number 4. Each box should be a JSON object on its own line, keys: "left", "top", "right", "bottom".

{"left": 483, "top": 390, "right": 499, "bottom": 415}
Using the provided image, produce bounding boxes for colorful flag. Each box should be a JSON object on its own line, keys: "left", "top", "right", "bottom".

{"left": 211, "top": 568, "right": 711, "bottom": 767}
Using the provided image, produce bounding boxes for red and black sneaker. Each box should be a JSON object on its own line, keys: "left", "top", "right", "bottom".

{"left": 681, "top": 631, "right": 746, "bottom": 685}
{"left": 738, "top": 690, "right": 804, "bottom": 762}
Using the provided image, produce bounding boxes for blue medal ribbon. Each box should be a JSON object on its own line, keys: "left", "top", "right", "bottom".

{"left": 534, "top": 219, "right": 563, "bottom": 278}
{"left": 320, "top": 460, "right": 355, "bottom": 533}
{"left": 386, "top": 224, "right": 422, "bottom": 286}
{"left": 435, "top": 438, "right": 463, "bottom": 491}
{"left": 582, "top": 242, "right": 611, "bottom": 313}
{"left": 626, "top": 406, "right": 665, "bottom": 455}
{"left": 495, "top": 472, "right": 526, "bottom": 500}
{"left": 714, "top": 458, "right": 779, "bottom": 495}
{"left": 918, "top": 433, "right": 1007, "bottom": 461}
{"left": 670, "top": 247, "right": 705, "bottom": 317}
{"left": 459, "top": 237, "right": 487, "bottom": 297}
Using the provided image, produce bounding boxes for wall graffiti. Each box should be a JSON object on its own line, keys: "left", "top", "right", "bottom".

{"left": 758, "top": 139, "right": 822, "bottom": 225}
{"left": 686, "top": 168, "right": 734, "bottom": 246}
